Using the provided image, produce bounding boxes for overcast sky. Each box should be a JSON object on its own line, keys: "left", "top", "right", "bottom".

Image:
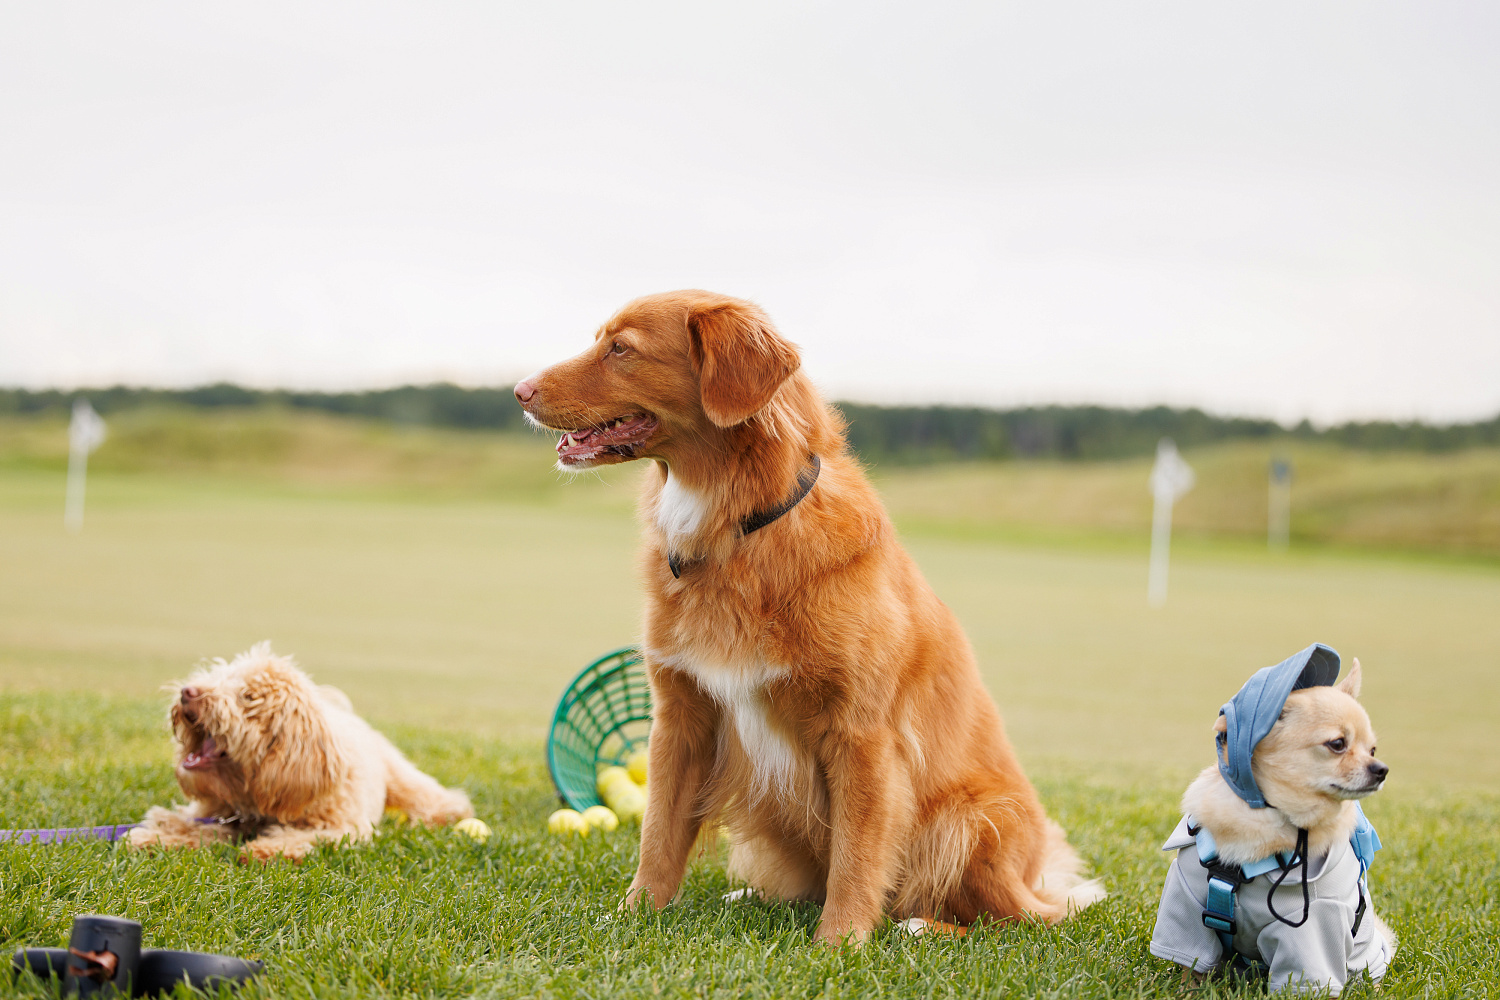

{"left": 2, "top": 2, "right": 1496, "bottom": 424}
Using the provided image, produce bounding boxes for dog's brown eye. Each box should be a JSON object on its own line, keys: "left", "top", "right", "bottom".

{"left": 610, "top": 341, "right": 628, "bottom": 356}
{"left": 1325, "top": 737, "right": 1347, "bottom": 753}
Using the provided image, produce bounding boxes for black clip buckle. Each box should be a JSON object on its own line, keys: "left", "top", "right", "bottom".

{"left": 1202, "top": 912, "right": 1238, "bottom": 935}
{"left": 1203, "top": 859, "right": 1246, "bottom": 886}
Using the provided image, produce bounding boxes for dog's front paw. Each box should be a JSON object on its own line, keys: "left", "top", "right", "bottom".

{"left": 127, "top": 806, "right": 213, "bottom": 849}
{"left": 125, "top": 826, "right": 163, "bottom": 850}
{"left": 620, "top": 881, "right": 674, "bottom": 912}
{"left": 812, "top": 916, "right": 869, "bottom": 948}
{"left": 1177, "top": 965, "right": 1207, "bottom": 991}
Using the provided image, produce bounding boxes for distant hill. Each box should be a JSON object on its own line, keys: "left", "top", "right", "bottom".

{"left": 3, "top": 383, "right": 1497, "bottom": 463}
{"left": 3, "top": 405, "right": 1497, "bottom": 558}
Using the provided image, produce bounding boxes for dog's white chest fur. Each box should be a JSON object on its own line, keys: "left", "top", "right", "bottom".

{"left": 655, "top": 474, "right": 708, "bottom": 549}
{"left": 652, "top": 648, "right": 795, "bottom": 800}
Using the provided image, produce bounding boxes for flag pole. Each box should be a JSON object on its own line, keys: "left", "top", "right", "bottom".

{"left": 1147, "top": 437, "right": 1195, "bottom": 608}
{"left": 64, "top": 436, "right": 87, "bottom": 533}
{"left": 1268, "top": 457, "right": 1292, "bottom": 550}
{"left": 1147, "top": 484, "right": 1173, "bottom": 608}
{"left": 65, "top": 399, "right": 107, "bottom": 533}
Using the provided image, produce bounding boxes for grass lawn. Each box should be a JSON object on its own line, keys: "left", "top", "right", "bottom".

{"left": 3, "top": 695, "right": 1495, "bottom": 999}
{"left": 2, "top": 414, "right": 1498, "bottom": 996}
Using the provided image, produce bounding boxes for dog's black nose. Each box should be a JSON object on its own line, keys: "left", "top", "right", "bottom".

{"left": 1368, "top": 760, "right": 1389, "bottom": 780}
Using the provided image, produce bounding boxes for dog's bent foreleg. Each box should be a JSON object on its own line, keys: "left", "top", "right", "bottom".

{"left": 815, "top": 731, "right": 904, "bottom": 946}
{"left": 126, "top": 804, "right": 236, "bottom": 850}
{"left": 624, "top": 665, "right": 721, "bottom": 911}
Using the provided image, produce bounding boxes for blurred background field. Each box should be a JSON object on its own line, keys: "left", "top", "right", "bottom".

{"left": 2, "top": 404, "right": 1496, "bottom": 794}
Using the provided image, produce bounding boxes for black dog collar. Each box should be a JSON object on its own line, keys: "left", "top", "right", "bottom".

{"left": 668, "top": 454, "right": 821, "bottom": 579}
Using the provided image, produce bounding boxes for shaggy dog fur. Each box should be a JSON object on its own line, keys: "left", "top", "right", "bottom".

{"left": 127, "top": 643, "right": 472, "bottom": 861}
{"left": 515, "top": 289, "right": 1104, "bottom": 945}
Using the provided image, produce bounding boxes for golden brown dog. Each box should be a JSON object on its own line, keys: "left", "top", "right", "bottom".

{"left": 127, "top": 642, "right": 473, "bottom": 861}
{"left": 515, "top": 290, "right": 1103, "bottom": 944}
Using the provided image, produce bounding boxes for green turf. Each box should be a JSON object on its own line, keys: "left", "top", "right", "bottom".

{"left": 2, "top": 693, "right": 1495, "bottom": 999}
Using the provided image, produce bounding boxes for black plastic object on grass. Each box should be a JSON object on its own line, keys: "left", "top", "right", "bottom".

{"left": 546, "top": 647, "right": 652, "bottom": 811}
{"left": 64, "top": 915, "right": 141, "bottom": 997}
{"left": 135, "top": 951, "right": 264, "bottom": 995}
{"left": 11, "top": 915, "right": 262, "bottom": 996}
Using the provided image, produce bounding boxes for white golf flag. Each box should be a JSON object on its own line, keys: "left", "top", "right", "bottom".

{"left": 1147, "top": 437, "right": 1194, "bottom": 607}
{"left": 65, "top": 399, "right": 107, "bottom": 532}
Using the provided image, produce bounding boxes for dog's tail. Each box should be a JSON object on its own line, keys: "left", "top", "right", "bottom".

{"left": 1032, "top": 820, "right": 1106, "bottom": 919}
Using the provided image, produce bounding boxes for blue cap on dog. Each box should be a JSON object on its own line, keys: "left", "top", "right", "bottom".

{"left": 1217, "top": 643, "right": 1342, "bottom": 808}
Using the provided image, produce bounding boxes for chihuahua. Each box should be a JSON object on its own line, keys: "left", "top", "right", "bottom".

{"left": 1150, "top": 644, "right": 1396, "bottom": 994}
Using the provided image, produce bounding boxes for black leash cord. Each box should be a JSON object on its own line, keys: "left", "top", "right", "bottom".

{"left": 1266, "top": 827, "right": 1312, "bottom": 929}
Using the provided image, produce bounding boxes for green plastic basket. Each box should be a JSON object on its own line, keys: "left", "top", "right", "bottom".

{"left": 546, "top": 647, "right": 653, "bottom": 811}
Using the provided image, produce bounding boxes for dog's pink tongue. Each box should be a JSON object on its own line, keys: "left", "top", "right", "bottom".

{"left": 183, "top": 734, "right": 219, "bottom": 769}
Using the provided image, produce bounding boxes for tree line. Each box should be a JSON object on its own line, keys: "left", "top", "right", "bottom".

{"left": 3, "top": 383, "right": 1497, "bottom": 463}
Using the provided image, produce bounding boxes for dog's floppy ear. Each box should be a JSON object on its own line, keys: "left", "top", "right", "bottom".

{"left": 687, "top": 300, "right": 799, "bottom": 427}
{"left": 1336, "top": 657, "right": 1363, "bottom": 698}
{"left": 241, "top": 663, "right": 350, "bottom": 820}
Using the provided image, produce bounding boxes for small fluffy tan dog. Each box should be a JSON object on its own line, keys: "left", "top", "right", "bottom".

{"left": 128, "top": 643, "right": 472, "bottom": 861}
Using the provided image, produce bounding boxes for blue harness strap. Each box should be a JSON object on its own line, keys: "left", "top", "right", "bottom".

{"left": 1195, "top": 826, "right": 1283, "bottom": 953}
{"left": 1202, "top": 867, "right": 1242, "bottom": 947}
{"left": 1194, "top": 828, "right": 1241, "bottom": 950}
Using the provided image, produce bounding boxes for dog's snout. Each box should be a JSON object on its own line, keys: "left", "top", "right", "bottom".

{"left": 180, "top": 686, "right": 200, "bottom": 704}
{"left": 514, "top": 379, "right": 537, "bottom": 405}
{"left": 1367, "top": 759, "right": 1389, "bottom": 781}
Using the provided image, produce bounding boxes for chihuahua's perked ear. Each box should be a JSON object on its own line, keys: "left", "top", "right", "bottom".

{"left": 1337, "top": 657, "right": 1363, "bottom": 698}
{"left": 687, "top": 301, "right": 800, "bottom": 427}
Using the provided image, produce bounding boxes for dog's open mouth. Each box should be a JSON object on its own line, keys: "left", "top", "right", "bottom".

{"left": 182, "top": 733, "right": 226, "bottom": 771}
{"left": 554, "top": 412, "right": 659, "bottom": 466}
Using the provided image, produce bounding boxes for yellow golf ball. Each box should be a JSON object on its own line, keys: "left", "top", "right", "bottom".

{"left": 609, "top": 784, "right": 647, "bottom": 824}
{"left": 547, "top": 808, "right": 589, "bottom": 837}
{"left": 580, "top": 805, "right": 619, "bottom": 832}
{"left": 454, "top": 817, "right": 492, "bottom": 842}
{"left": 627, "top": 750, "right": 649, "bottom": 786}
{"left": 596, "top": 766, "right": 633, "bottom": 797}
